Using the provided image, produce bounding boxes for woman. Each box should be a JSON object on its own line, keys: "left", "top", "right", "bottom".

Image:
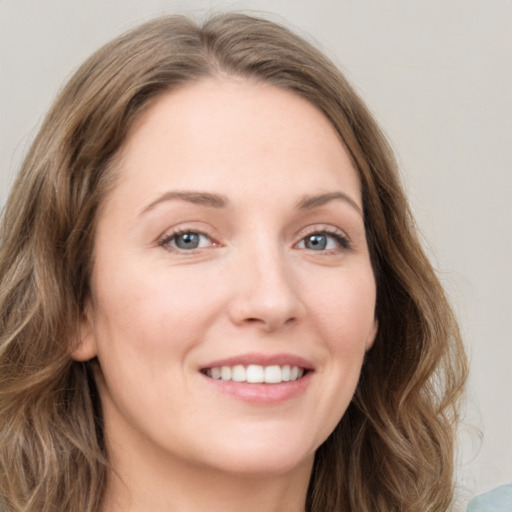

{"left": 0, "top": 13, "right": 468, "bottom": 512}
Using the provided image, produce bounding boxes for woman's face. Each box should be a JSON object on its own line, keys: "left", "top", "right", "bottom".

{"left": 75, "top": 78, "right": 377, "bottom": 478}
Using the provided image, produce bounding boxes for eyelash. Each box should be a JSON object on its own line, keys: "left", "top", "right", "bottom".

{"left": 159, "top": 229, "right": 217, "bottom": 252}
{"left": 158, "top": 226, "right": 351, "bottom": 253}
{"left": 296, "top": 227, "right": 351, "bottom": 252}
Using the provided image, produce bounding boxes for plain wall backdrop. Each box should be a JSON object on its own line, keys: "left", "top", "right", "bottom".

{"left": 1, "top": 0, "right": 511, "bottom": 508}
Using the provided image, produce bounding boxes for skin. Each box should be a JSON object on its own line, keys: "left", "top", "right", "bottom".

{"left": 73, "top": 78, "right": 378, "bottom": 512}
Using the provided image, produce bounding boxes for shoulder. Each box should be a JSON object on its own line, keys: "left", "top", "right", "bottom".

{"left": 467, "top": 484, "right": 512, "bottom": 511}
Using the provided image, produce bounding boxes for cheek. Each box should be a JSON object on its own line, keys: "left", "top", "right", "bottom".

{"left": 88, "top": 266, "right": 224, "bottom": 425}
{"left": 305, "top": 268, "right": 377, "bottom": 350}
{"left": 293, "top": 274, "right": 375, "bottom": 445}
{"left": 90, "top": 261, "right": 228, "bottom": 358}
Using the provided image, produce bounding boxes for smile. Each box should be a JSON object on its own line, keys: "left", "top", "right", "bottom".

{"left": 203, "top": 364, "right": 306, "bottom": 384}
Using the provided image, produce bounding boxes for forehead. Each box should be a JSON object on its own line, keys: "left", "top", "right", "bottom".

{"left": 109, "top": 78, "right": 361, "bottom": 210}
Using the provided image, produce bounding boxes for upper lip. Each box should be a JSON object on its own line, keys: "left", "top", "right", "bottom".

{"left": 200, "top": 353, "right": 314, "bottom": 371}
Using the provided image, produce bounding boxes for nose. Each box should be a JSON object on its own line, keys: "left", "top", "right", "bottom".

{"left": 227, "top": 245, "right": 306, "bottom": 332}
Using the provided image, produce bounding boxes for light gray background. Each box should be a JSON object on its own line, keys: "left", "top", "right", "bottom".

{"left": 1, "top": 1, "right": 511, "bottom": 508}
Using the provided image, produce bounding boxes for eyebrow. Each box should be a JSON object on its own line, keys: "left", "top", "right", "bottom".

{"left": 139, "top": 190, "right": 362, "bottom": 217}
{"left": 139, "top": 191, "right": 229, "bottom": 215}
{"left": 296, "top": 192, "right": 363, "bottom": 216}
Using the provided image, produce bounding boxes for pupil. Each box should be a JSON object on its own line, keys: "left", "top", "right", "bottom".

{"left": 307, "top": 234, "right": 327, "bottom": 250}
{"left": 176, "top": 233, "right": 199, "bottom": 249}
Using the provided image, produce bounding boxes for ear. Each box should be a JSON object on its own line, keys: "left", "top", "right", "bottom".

{"left": 70, "top": 304, "right": 98, "bottom": 362}
{"left": 366, "top": 319, "right": 379, "bottom": 352}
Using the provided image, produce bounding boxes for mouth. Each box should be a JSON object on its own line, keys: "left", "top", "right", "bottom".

{"left": 201, "top": 364, "right": 309, "bottom": 384}
{"left": 199, "top": 355, "right": 314, "bottom": 403}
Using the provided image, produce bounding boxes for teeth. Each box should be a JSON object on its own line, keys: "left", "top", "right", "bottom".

{"left": 220, "top": 366, "right": 232, "bottom": 381}
{"left": 264, "top": 365, "right": 281, "bottom": 384}
{"left": 232, "top": 365, "right": 246, "bottom": 382}
{"left": 204, "top": 364, "right": 306, "bottom": 383}
{"left": 246, "top": 364, "right": 264, "bottom": 383}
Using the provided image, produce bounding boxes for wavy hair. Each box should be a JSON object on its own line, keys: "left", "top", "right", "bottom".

{"left": 0, "top": 13, "right": 467, "bottom": 511}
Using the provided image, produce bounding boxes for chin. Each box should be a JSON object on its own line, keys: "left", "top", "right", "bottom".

{"left": 194, "top": 431, "right": 317, "bottom": 477}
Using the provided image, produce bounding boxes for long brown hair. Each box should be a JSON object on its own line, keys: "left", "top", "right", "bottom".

{"left": 0, "top": 13, "right": 467, "bottom": 511}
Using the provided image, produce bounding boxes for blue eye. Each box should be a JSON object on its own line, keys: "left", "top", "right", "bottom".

{"left": 297, "top": 232, "right": 348, "bottom": 251}
{"left": 304, "top": 234, "right": 328, "bottom": 250}
{"left": 162, "top": 231, "right": 212, "bottom": 251}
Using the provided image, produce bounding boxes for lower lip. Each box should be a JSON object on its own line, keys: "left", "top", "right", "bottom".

{"left": 201, "top": 372, "right": 313, "bottom": 404}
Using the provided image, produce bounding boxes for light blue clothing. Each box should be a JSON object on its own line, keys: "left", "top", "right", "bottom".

{"left": 467, "top": 484, "right": 512, "bottom": 511}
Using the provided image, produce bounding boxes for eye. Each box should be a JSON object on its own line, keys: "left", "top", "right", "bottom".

{"left": 160, "top": 231, "right": 214, "bottom": 251}
{"left": 296, "top": 231, "right": 349, "bottom": 251}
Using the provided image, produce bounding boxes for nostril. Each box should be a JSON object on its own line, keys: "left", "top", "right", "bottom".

{"left": 228, "top": 284, "right": 305, "bottom": 331}
{"left": 244, "top": 315, "right": 298, "bottom": 332}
